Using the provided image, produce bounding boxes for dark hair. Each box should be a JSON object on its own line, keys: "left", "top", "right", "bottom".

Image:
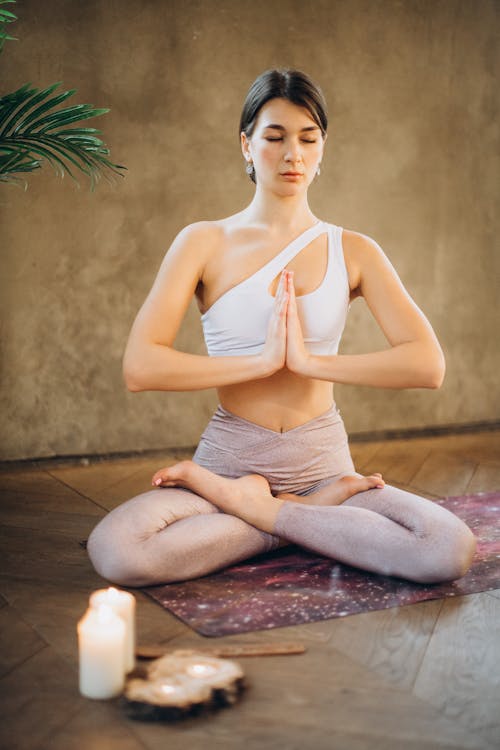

{"left": 239, "top": 68, "right": 328, "bottom": 183}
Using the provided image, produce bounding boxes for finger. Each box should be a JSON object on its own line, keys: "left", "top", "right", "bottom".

{"left": 276, "top": 271, "right": 287, "bottom": 305}
{"left": 273, "top": 292, "right": 288, "bottom": 327}
{"left": 272, "top": 276, "right": 283, "bottom": 312}
{"left": 286, "top": 272, "right": 296, "bottom": 305}
{"left": 276, "top": 274, "right": 289, "bottom": 312}
{"left": 279, "top": 291, "right": 289, "bottom": 318}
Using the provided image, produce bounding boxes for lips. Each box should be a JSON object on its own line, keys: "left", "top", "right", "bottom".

{"left": 281, "top": 172, "right": 304, "bottom": 176}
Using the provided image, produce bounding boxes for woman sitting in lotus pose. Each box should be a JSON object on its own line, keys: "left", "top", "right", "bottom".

{"left": 87, "top": 69, "right": 476, "bottom": 586}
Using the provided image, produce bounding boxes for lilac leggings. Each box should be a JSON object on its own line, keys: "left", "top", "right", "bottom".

{"left": 87, "top": 404, "right": 476, "bottom": 586}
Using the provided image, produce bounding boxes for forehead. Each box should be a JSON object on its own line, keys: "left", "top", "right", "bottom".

{"left": 254, "top": 98, "right": 318, "bottom": 130}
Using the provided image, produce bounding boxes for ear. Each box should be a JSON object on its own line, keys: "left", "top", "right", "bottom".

{"left": 240, "top": 131, "right": 251, "bottom": 161}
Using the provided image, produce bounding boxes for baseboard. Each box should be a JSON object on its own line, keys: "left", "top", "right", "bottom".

{"left": 348, "top": 419, "right": 500, "bottom": 443}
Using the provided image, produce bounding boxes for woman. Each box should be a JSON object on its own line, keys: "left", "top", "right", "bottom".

{"left": 87, "top": 69, "right": 476, "bottom": 587}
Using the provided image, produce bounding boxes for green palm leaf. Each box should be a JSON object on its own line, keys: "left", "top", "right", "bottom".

{"left": 0, "top": 82, "right": 126, "bottom": 189}
{"left": 0, "top": 0, "right": 17, "bottom": 53}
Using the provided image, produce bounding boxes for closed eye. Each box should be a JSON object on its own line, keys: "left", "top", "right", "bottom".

{"left": 265, "top": 137, "right": 317, "bottom": 143}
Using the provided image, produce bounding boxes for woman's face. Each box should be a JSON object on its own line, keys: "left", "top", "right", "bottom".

{"left": 241, "top": 97, "right": 326, "bottom": 193}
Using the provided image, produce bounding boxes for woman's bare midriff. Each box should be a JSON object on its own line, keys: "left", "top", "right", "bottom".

{"left": 217, "top": 368, "right": 335, "bottom": 433}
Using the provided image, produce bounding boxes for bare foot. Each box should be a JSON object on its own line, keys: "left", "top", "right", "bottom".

{"left": 277, "top": 473, "right": 385, "bottom": 506}
{"left": 151, "top": 461, "right": 284, "bottom": 533}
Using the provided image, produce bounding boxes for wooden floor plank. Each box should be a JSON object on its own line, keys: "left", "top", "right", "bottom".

{"left": 466, "top": 461, "right": 500, "bottom": 494}
{"left": 56, "top": 461, "right": 176, "bottom": 511}
{"left": 408, "top": 452, "right": 477, "bottom": 497}
{"left": 0, "top": 526, "right": 103, "bottom": 589}
{"left": 0, "top": 506, "right": 104, "bottom": 537}
{"left": 0, "top": 472, "right": 103, "bottom": 516}
{"left": 41, "top": 700, "right": 148, "bottom": 750}
{"left": 349, "top": 441, "right": 384, "bottom": 472}
{"left": 413, "top": 592, "right": 500, "bottom": 749}
{"left": 48, "top": 454, "right": 193, "bottom": 510}
{"left": 324, "top": 599, "right": 444, "bottom": 689}
{"left": 0, "top": 606, "right": 47, "bottom": 678}
{"left": 354, "top": 439, "right": 431, "bottom": 486}
{"left": 0, "top": 647, "right": 83, "bottom": 750}
{"left": 129, "top": 728, "right": 472, "bottom": 750}
{"left": 408, "top": 432, "right": 500, "bottom": 464}
{"left": 49, "top": 458, "right": 162, "bottom": 500}
{"left": 147, "top": 731, "right": 471, "bottom": 750}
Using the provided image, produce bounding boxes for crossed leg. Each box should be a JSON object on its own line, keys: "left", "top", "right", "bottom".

{"left": 87, "top": 460, "right": 476, "bottom": 587}
{"left": 87, "top": 486, "right": 282, "bottom": 587}
{"left": 147, "top": 460, "right": 477, "bottom": 584}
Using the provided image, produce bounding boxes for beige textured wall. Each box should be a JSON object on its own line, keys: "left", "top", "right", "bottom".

{"left": 1, "top": 0, "right": 498, "bottom": 460}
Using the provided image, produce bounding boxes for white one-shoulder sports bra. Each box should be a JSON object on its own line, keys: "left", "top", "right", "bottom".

{"left": 201, "top": 221, "right": 351, "bottom": 357}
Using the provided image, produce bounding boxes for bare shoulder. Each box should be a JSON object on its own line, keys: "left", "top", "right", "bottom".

{"left": 165, "top": 220, "right": 225, "bottom": 266}
{"left": 339, "top": 228, "right": 388, "bottom": 299}
{"left": 341, "top": 228, "right": 386, "bottom": 264}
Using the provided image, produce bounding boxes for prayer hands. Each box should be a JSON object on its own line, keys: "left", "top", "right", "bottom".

{"left": 261, "top": 270, "right": 310, "bottom": 376}
{"left": 260, "top": 270, "right": 288, "bottom": 373}
{"left": 284, "top": 270, "right": 311, "bottom": 374}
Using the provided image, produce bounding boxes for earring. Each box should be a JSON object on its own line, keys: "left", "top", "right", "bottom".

{"left": 316, "top": 164, "right": 321, "bottom": 177}
{"left": 245, "top": 160, "right": 254, "bottom": 175}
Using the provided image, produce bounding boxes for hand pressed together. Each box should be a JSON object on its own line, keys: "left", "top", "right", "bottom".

{"left": 261, "top": 269, "right": 311, "bottom": 376}
{"left": 284, "top": 270, "right": 311, "bottom": 374}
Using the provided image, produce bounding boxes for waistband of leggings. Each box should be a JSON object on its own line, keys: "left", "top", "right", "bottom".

{"left": 212, "top": 402, "right": 343, "bottom": 437}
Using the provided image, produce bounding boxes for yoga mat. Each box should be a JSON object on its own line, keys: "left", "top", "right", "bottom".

{"left": 143, "top": 491, "right": 500, "bottom": 637}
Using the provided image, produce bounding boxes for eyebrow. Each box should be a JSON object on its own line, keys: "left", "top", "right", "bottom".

{"left": 262, "top": 123, "right": 320, "bottom": 133}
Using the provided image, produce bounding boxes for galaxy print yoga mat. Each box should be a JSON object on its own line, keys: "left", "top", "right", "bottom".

{"left": 143, "top": 492, "right": 500, "bottom": 637}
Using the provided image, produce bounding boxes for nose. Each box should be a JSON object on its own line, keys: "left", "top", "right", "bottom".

{"left": 284, "top": 139, "right": 304, "bottom": 164}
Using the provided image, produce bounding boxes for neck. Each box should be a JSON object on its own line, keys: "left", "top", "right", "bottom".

{"left": 240, "top": 185, "right": 317, "bottom": 233}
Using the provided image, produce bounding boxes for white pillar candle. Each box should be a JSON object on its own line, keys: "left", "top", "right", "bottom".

{"left": 77, "top": 605, "right": 126, "bottom": 699}
{"left": 90, "top": 587, "right": 136, "bottom": 672}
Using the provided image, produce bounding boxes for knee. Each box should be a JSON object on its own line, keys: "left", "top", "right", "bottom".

{"left": 87, "top": 520, "right": 147, "bottom": 588}
{"left": 414, "top": 521, "right": 477, "bottom": 584}
{"left": 444, "top": 524, "right": 477, "bottom": 580}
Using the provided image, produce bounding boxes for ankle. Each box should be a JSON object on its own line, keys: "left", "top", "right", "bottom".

{"left": 176, "top": 459, "right": 195, "bottom": 477}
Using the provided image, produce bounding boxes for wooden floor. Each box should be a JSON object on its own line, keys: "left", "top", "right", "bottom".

{"left": 1, "top": 430, "right": 499, "bottom": 750}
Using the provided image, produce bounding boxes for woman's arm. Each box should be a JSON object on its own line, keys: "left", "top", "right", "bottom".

{"left": 286, "top": 231, "right": 446, "bottom": 389}
{"left": 123, "top": 223, "right": 287, "bottom": 392}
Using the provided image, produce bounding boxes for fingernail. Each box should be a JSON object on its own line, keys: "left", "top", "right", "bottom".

{"left": 154, "top": 478, "right": 162, "bottom": 486}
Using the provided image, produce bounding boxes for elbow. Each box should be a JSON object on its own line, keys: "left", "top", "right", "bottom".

{"left": 423, "top": 349, "right": 446, "bottom": 389}
{"left": 124, "top": 376, "right": 143, "bottom": 393}
{"left": 122, "top": 343, "right": 176, "bottom": 392}
{"left": 123, "top": 365, "right": 145, "bottom": 392}
{"left": 122, "top": 351, "right": 147, "bottom": 392}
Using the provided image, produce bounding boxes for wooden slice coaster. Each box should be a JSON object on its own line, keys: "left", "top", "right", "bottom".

{"left": 122, "top": 650, "right": 246, "bottom": 721}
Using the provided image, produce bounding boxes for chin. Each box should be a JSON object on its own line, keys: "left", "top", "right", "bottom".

{"left": 275, "top": 181, "right": 307, "bottom": 196}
